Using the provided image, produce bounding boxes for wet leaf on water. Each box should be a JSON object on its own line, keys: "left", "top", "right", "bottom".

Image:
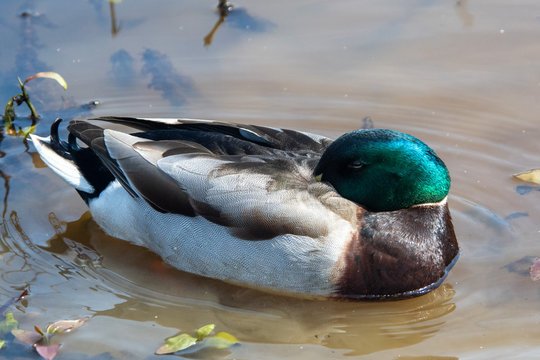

{"left": 204, "top": 332, "right": 239, "bottom": 349}
{"left": 46, "top": 317, "right": 89, "bottom": 334}
{"left": 35, "top": 343, "right": 61, "bottom": 360}
{"left": 196, "top": 323, "right": 215, "bottom": 341}
{"left": 11, "top": 329, "right": 42, "bottom": 345}
{"left": 0, "top": 340, "right": 4, "bottom": 349}
{"left": 0, "top": 313, "right": 19, "bottom": 337}
{"left": 530, "top": 258, "right": 540, "bottom": 281}
{"left": 156, "top": 324, "right": 238, "bottom": 355}
{"left": 513, "top": 169, "right": 540, "bottom": 185}
{"left": 155, "top": 333, "right": 197, "bottom": 355}
{"left": 23, "top": 72, "right": 68, "bottom": 90}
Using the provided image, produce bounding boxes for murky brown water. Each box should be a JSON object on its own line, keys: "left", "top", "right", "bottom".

{"left": 1, "top": 0, "right": 540, "bottom": 359}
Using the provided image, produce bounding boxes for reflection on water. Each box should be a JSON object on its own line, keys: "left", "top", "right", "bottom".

{"left": 1, "top": 0, "right": 540, "bottom": 358}
{"left": 1, "top": 211, "right": 40, "bottom": 288}
{"left": 455, "top": 0, "right": 474, "bottom": 28}
{"left": 109, "top": 0, "right": 121, "bottom": 36}
{"left": 30, "top": 213, "right": 457, "bottom": 357}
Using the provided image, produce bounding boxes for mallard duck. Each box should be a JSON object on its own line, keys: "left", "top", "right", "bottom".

{"left": 31, "top": 117, "right": 458, "bottom": 299}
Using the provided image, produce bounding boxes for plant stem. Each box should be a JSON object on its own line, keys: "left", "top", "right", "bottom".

{"left": 20, "top": 82, "right": 39, "bottom": 120}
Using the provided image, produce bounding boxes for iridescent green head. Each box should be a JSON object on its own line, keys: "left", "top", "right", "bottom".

{"left": 314, "top": 129, "right": 450, "bottom": 212}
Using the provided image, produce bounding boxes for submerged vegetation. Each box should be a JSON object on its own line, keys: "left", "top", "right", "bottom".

{"left": 0, "top": 289, "right": 238, "bottom": 359}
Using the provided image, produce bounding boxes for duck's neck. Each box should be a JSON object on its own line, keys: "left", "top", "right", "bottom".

{"left": 336, "top": 201, "right": 459, "bottom": 299}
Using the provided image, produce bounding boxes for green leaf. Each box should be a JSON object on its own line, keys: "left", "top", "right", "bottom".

{"left": 0, "top": 340, "right": 5, "bottom": 349}
{"left": 204, "top": 332, "right": 239, "bottom": 349}
{"left": 18, "top": 124, "right": 37, "bottom": 138}
{"left": 0, "top": 313, "right": 18, "bottom": 337}
{"left": 196, "top": 324, "right": 215, "bottom": 341}
{"left": 513, "top": 169, "right": 540, "bottom": 185}
{"left": 4, "top": 97, "right": 15, "bottom": 124}
{"left": 155, "top": 333, "right": 197, "bottom": 355}
{"left": 23, "top": 72, "right": 67, "bottom": 90}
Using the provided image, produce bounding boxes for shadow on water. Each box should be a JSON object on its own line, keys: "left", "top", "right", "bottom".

{"left": 0, "top": 2, "right": 55, "bottom": 109}
{"left": 109, "top": 50, "right": 136, "bottom": 87}
{"left": 141, "top": 49, "right": 197, "bottom": 106}
{"left": 0, "top": 2, "right": 97, "bottom": 123}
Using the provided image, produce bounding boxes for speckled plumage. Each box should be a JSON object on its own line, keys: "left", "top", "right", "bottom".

{"left": 31, "top": 117, "right": 459, "bottom": 299}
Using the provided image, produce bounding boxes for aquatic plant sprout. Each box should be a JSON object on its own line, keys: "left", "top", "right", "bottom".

{"left": 3, "top": 72, "right": 67, "bottom": 123}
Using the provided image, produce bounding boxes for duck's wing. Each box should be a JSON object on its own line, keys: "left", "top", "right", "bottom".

{"left": 91, "top": 116, "right": 333, "bottom": 154}
{"left": 64, "top": 119, "right": 354, "bottom": 240}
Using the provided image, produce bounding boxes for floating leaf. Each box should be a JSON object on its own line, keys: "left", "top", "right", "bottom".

{"left": 0, "top": 313, "right": 19, "bottom": 336}
{"left": 46, "top": 317, "right": 89, "bottom": 334}
{"left": 196, "top": 324, "right": 215, "bottom": 341}
{"left": 0, "top": 340, "right": 4, "bottom": 349}
{"left": 155, "top": 333, "right": 197, "bottom": 355}
{"left": 23, "top": 72, "right": 67, "bottom": 90}
{"left": 530, "top": 258, "right": 540, "bottom": 281}
{"left": 513, "top": 169, "right": 540, "bottom": 185}
{"left": 36, "top": 344, "right": 61, "bottom": 360}
{"left": 204, "top": 332, "right": 239, "bottom": 349}
{"left": 11, "top": 329, "right": 42, "bottom": 345}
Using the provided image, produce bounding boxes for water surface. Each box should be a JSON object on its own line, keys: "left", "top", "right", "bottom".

{"left": 1, "top": 1, "right": 540, "bottom": 359}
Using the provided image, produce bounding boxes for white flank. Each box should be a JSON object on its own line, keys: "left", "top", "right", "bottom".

{"left": 89, "top": 180, "right": 354, "bottom": 296}
{"left": 30, "top": 134, "right": 94, "bottom": 193}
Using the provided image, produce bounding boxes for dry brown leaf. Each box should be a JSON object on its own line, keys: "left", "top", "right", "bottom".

{"left": 46, "top": 317, "right": 89, "bottom": 334}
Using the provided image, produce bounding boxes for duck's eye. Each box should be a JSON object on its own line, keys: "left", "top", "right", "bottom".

{"left": 347, "top": 160, "right": 364, "bottom": 170}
